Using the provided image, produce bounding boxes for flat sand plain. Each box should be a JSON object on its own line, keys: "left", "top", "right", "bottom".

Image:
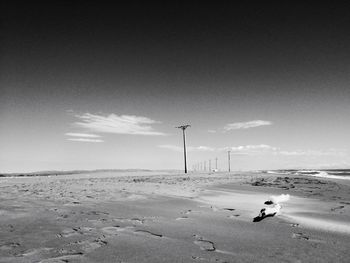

{"left": 1, "top": 171, "right": 349, "bottom": 262}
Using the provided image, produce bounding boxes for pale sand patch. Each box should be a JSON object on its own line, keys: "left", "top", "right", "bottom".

{"left": 284, "top": 214, "right": 350, "bottom": 234}
{"left": 198, "top": 188, "right": 350, "bottom": 235}
{"left": 196, "top": 190, "right": 268, "bottom": 218}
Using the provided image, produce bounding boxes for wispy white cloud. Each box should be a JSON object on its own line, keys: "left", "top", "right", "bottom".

{"left": 220, "top": 145, "right": 347, "bottom": 157}
{"left": 158, "top": 145, "right": 215, "bottom": 152}
{"left": 232, "top": 144, "right": 277, "bottom": 151}
{"left": 193, "top": 146, "right": 216, "bottom": 152}
{"left": 220, "top": 144, "right": 278, "bottom": 155}
{"left": 278, "top": 150, "right": 312, "bottom": 156}
{"left": 277, "top": 149, "right": 347, "bottom": 157}
{"left": 68, "top": 138, "right": 104, "bottom": 143}
{"left": 158, "top": 145, "right": 182, "bottom": 151}
{"left": 65, "top": 133, "right": 101, "bottom": 138}
{"left": 224, "top": 120, "right": 272, "bottom": 131}
{"left": 73, "top": 113, "right": 166, "bottom": 136}
{"left": 208, "top": 129, "right": 217, "bottom": 133}
{"left": 159, "top": 143, "right": 347, "bottom": 158}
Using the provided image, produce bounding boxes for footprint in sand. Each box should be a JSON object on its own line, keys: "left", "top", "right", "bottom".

{"left": 181, "top": 209, "right": 192, "bottom": 215}
{"left": 191, "top": 255, "right": 228, "bottom": 262}
{"left": 193, "top": 235, "right": 216, "bottom": 251}
{"left": 102, "top": 225, "right": 134, "bottom": 235}
{"left": 114, "top": 217, "right": 146, "bottom": 225}
{"left": 331, "top": 196, "right": 342, "bottom": 200}
{"left": 191, "top": 256, "right": 206, "bottom": 261}
{"left": 134, "top": 229, "right": 163, "bottom": 238}
{"left": 7, "top": 224, "right": 15, "bottom": 232}
{"left": 292, "top": 232, "right": 310, "bottom": 240}
{"left": 181, "top": 209, "right": 201, "bottom": 215}
{"left": 71, "top": 236, "right": 108, "bottom": 253}
{"left": 102, "top": 226, "right": 163, "bottom": 239}
{"left": 228, "top": 214, "right": 240, "bottom": 219}
{"left": 80, "top": 227, "right": 95, "bottom": 233}
{"left": 21, "top": 247, "right": 53, "bottom": 257}
{"left": 86, "top": 210, "right": 109, "bottom": 216}
{"left": 39, "top": 254, "right": 83, "bottom": 263}
{"left": 57, "top": 228, "right": 82, "bottom": 238}
{"left": 292, "top": 233, "right": 325, "bottom": 243}
{"left": 130, "top": 218, "right": 145, "bottom": 224}
{"left": 57, "top": 214, "right": 69, "bottom": 219}
{"left": 0, "top": 242, "right": 20, "bottom": 250}
{"left": 55, "top": 248, "right": 84, "bottom": 256}
{"left": 198, "top": 205, "right": 219, "bottom": 212}
{"left": 331, "top": 205, "right": 345, "bottom": 212}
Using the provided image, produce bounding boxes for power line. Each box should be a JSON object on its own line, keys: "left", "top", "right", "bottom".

{"left": 175, "top": 125, "right": 191, "bottom": 173}
{"left": 228, "top": 150, "right": 231, "bottom": 172}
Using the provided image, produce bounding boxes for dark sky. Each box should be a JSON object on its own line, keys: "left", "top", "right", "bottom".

{"left": 1, "top": 2, "right": 350, "bottom": 172}
{"left": 2, "top": 2, "right": 350, "bottom": 99}
{"left": 2, "top": 2, "right": 350, "bottom": 107}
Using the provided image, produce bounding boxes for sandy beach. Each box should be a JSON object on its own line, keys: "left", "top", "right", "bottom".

{"left": 0, "top": 171, "right": 349, "bottom": 263}
{"left": 3, "top": 1, "right": 350, "bottom": 262}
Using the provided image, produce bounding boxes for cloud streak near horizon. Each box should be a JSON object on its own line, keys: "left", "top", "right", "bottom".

{"left": 158, "top": 145, "right": 215, "bottom": 152}
{"left": 222, "top": 144, "right": 278, "bottom": 154}
{"left": 159, "top": 143, "right": 346, "bottom": 157}
{"left": 73, "top": 113, "right": 166, "bottom": 136}
{"left": 65, "top": 133, "right": 101, "bottom": 138}
{"left": 68, "top": 138, "right": 104, "bottom": 143}
{"left": 224, "top": 120, "right": 272, "bottom": 131}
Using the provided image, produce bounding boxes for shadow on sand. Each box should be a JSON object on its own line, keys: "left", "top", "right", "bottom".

{"left": 253, "top": 212, "right": 277, "bottom": 222}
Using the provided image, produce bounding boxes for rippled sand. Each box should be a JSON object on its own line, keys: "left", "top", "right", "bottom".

{"left": 0, "top": 171, "right": 349, "bottom": 262}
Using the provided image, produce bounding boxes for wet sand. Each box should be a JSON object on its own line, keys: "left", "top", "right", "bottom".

{"left": 0, "top": 171, "right": 349, "bottom": 262}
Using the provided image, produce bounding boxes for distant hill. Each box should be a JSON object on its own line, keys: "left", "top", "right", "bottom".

{"left": 0, "top": 169, "right": 154, "bottom": 177}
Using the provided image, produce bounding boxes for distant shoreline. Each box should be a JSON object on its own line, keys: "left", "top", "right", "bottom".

{"left": 1, "top": 168, "right": 349, "bottom": 178}
{"left": 0, "top": 169, "right": 179, "bottom": 177}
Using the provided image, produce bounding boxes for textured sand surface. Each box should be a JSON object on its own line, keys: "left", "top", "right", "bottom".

{"left": 1, "top": 171, "right": 349, "bottom": 262}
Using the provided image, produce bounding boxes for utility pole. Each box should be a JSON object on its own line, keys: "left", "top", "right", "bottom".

{"left": 204, "top": 161, "right": 206, "bottom": 171}
{"left": 209, "top": 159, "right": 211, "bottom": 172}
{"left": 228, "top": 150, "right": 231, "bottom": 172}
{"left": 215, "top": 157, "right": 218, "bottom": 170}
{"left": 176, "top": 125, "right": 191, "bottom": 173}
